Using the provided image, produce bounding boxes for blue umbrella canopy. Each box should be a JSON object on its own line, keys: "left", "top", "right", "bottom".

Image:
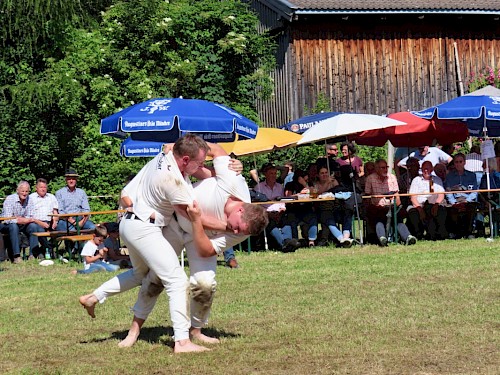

{"left": 413, "top": 86, "right": 500, "bottom": 137}
{"left": 282, "top": 112, "right": 342, "bottom": 134}
{"left": 101, "top": 98, "right": 258, "bottom": 142}
{"left": 120, "top": 138, "right": 164, "bottom": 157}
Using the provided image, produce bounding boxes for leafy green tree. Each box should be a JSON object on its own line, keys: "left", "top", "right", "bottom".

{"left": 0, "top": 0, "right": 275, "bottom": 205}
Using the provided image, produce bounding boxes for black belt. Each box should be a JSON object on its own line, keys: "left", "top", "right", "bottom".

{"left": 125, "top": 212, "right": 155, "bottom": 224}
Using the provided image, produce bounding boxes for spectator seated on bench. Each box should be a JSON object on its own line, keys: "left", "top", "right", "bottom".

{"left": 103, "top": 222, "right": 131, "bottom": 268}
{"left": 71, "top": 225, "right": 120, "bottom": 274}
{"left": 55, "top": 169, "right": 95, "bottom": 232}
{"left": 1, "top": 231, "right": 30, "bottom": 262}
{"left": 26, "top": 178, "right": 59, "bottom": 259}
{"left": 444, "top": 153, "right": 478, "bottom": 239}
{"left": 0, "top": 180, "right": 35, "bottom": 263}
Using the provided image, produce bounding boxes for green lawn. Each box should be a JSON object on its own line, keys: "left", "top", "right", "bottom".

{"left": 0, "top": 239, "right": 498, "bottom": 374}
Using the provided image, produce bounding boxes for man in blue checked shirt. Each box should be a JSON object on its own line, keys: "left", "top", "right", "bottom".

{"left": 445, "top": 153, "right": 478, "bottom": 239}
{"left": 0, "top": 181, "right": 35, "bottom": 263}
{"left": 55, "top": 169, "right": 95, "bottom": 232}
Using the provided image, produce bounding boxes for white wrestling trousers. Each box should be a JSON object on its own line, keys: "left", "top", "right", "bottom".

{"left": 92, "top": 218, "right": 190, "bottom": 341}
{"left": 131, "top": 223, "right": 218, "bottom": 329}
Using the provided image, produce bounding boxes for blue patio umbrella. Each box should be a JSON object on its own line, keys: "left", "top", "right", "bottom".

{"left": 413, "top": 86, "right": 500, "bottom": 137}
{"left": 101, "top": 97, "right": 259, "bottom": 143}
{"left": 120, "top": 138, "right": 164, "bottom": 157}
{"left": 281, "top": 111, "right": 342, "bottom": 134}
{"left": 413, "top": 85, "right": 500, "bottom": 239}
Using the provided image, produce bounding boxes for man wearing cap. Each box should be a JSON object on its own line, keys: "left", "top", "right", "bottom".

{"left": 407, "top": 161, "right": 448, "bottom": 240}
{"left": 55, "top": 169, "right": 95, "bottom": 232}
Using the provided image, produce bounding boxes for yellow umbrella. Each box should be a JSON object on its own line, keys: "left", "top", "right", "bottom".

{"left": 220, "top": 127, "right": 302, "bottom": 156}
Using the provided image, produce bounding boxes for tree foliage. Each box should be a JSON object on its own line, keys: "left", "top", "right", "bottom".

{"left": 0, "top": 0, "right": 275, "bottom": 204}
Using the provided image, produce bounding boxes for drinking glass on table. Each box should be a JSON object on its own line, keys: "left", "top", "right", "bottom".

{"left": 309, "top": 187, "right": 319, "bottom": 199}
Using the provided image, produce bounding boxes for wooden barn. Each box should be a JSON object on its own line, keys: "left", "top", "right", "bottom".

{"left": 247, "top": 0, "right": 500, "bottom": 127}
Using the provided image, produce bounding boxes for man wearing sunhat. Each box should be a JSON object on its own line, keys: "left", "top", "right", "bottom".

{"left": 55, "top": 169, "right": 95, "bottom": 232}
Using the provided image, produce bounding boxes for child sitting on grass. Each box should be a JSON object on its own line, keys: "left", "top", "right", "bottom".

{"left": 71, "top": 225, "right": 120, "bottom": 274}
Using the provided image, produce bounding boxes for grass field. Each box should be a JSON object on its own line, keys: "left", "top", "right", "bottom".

{"left": 0, "top": 239, "right": 498, "bottom": 374}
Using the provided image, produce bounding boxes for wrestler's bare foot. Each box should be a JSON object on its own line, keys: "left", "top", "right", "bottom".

{"left": 79, "top": 294, "right": 98, "bottom": 318}
{"left": 190, "top": 328, "right": 220, "bottom": 344}
{"left": 118, "top": 331, "right": 140, "bottom": 348}
{"left": 174, "top": 339, "right": 210, "bottom": 354}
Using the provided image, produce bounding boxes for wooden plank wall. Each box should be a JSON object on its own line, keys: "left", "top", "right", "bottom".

{"left": 256, "top": 18, "right": 500, "bottom": 129}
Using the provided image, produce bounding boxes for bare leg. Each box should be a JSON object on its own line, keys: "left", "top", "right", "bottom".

{"left": 190, "top": 327, "right": 220, "bottom": 344}
{"left": 79, "top": 294, "right": 98, "bottom": 318}
{"left": 118, "top": 316, "right": 144, "bottom": 348}
{"left": 174, "top": 338, "right": 210, "bottom": 354}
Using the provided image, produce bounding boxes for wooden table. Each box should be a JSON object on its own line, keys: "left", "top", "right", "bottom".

{"left": 252, "top": 197, "right": 335, "bottom": 205}
{"left": 0, "top": 217, "right": 15, "bottom": 221}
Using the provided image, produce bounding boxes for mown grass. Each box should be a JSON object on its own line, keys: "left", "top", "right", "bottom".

{"left": 0, "top": 239, "right": 498, "bottom": 374}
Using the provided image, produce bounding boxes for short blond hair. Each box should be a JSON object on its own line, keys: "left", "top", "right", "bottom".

{"left": 94, "top": 225, "right": 108, "bottom": 239}
{"left": 242, "top": 204, "right": 269, "bottom": 236}
{"left": 173, "top": 134, "right": 209, "bottom": 159}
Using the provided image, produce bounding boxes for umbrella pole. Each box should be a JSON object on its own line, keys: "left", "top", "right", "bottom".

{"left": 253, "top": 153, "right": 269, "bottom": 250}
{"left": 346, "top": 139, "right": 363, "bottom": 245}
{"left": 325, "top": 140, "right": 331, "bottom": 176}
{"left": 483, "top": 122, "right": 495, "bottom": 240}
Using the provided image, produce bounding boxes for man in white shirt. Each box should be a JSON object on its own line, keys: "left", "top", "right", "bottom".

{"left": 26, "top": 178, "right": 59, "bottom": 259}
{"left": 79, "top": 137, "right": 266, "bottom": 352}
{"left": 407, "top": 161, "right": 447, "bottom": 240}
{"left": 398, "top": 145, "right": 452, "bottom": 169}
{"left": 114, "top": 143, "right": 268, "bottom": 347}
{"left": 79, "top": 134, "right": 227, "bottom": 354}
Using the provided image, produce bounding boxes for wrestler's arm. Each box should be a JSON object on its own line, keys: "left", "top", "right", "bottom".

{"left": 173, "top": 205, "right": 228, "bottom": 232}
{"left": 186, "top": 201, "right": 216, "bottom": 257}
{"left": 191, "top": 142, "right": 242, "bottom": 180}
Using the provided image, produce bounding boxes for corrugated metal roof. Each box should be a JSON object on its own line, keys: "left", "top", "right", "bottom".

{"left": 283, "top": 0, "right": 500, "bottom": 11}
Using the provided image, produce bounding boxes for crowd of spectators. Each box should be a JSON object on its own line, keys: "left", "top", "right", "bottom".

{"left": 2, "top": 141, "right": 498, "bottom": 261}
{"left": 249, "top": 141, "right": 496, "bottom": 251}
{"left": 0, "top": 169, "right": 130, "bottom": 266}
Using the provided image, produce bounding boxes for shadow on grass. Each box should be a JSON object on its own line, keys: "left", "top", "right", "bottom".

{"left": 81, "top": 326, "right": 240, "bottom": 347}
{"left": 185, "top": 259, "right": 231, "bottom": 268}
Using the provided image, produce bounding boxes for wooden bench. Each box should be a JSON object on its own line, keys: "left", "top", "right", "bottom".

{"left": 32, "top": 229, "right": 94, "bottom": 260}
{"left": 58, "top": 234, "right": 93, "bottom": 242}
{"left": 32, "top": 229, "right": 94, "bottom": 238}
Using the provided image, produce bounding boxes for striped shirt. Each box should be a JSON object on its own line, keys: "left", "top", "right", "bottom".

{"left": 365, "top": 173, "right": 399, "bottom": 207}
{"left": 29, "top": 192, "right": 59, "bottom": 221}
{"left": 1, "top": 193, "right": 34, "bottom": 224}
{"left": 255, "top": 181, "right": 285, "bottom": 211}
{"left": 55, "top": 187, "right": 91, "bottom": 215}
